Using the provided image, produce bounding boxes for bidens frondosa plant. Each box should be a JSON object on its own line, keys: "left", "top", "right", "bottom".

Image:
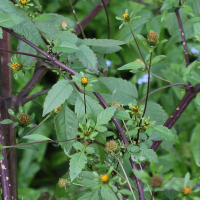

{"left": 1, "top": 0, "right": 200, "bottom": 200}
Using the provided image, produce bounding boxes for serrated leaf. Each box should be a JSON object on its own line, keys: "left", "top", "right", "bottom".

{"left": 96, "top": 54, "right": 108, "bottom": 70}
{"left": 92, "top": 46, "right": 122, "bottom": 54}
{"left": 15, "top": 144, "right": 38, "bottom": 151}
{"left": 86, "top": 147, "right": 95, "bottom": 154}
{"left": 77, "top": 190, "right": 99, "bottom": 200}
{"left": 191, "top": 125, "right": 200, "bottom": 166}
{"left": 90, "top": 79, "right": 112, "bottom": 94}
{"left": 74, "top": 45, "right": 98, "bottom": 73}
{"left": 69, "top": 151, "right": 87, "bottom": 182}
{"left": 0, "top": 119, "right": 14, "bottom": 124}
{"left": 43, "top": 79, "right": 73, "bottom": 116}
{"left": 73, "top": 142, "right": 84, "bottom": 151}
{"left": 101, "top": 185, "right": 119, "bottom": 200}
{"left": 99, "top": 77, "right": 138, "bottom": 105}
{"left": 92, "top": 134, "right": 106, "bottom": 164}
{"left": 141, "top": 148, "right": 158, "bottom": 163}
{"left": 76, "top": 171, "right": 98, "bottom": 188}
{"left": 54, "top": 104, "right": 78, "bottom": 153}
{"left": 96, "top": 126, "right": 107, "bottom": 132}
{"left": 96, "top": 107, "right": 116, "bottom": 127}
{"left": 23, "top": 134, "right": 51, "bottom": 141}
{"left": 81, "top": 38, "right": 125, "bottom": 47}
{"left": 118, "top": 61, "right": 144, "bottom": 71}
{"left": 153, "top": 125, "right": 179, "bottom": 143}
{"left": 195, "top": 93, "right": 200, "bottom": 106}
{"left": 185, "top": 74, "right": 200, "bottom": 85}
{"left": 55, "top": 40, "right": 79, "bottom": 54}
{"left": 119, "top": 189, "right": 133, "bottom": 196}
{"left": 114, "top": 110, "right": 131, "bottom": 120}
{"left": 127, "top": 144, "right": 140, "bottom": 153}
{"left": 161, "top": 0, "right": 174, "bottom": 11}
{"left": 151, "top": 55, "right": 166, "bottom": 65}
{"left": 0, "top": 14, "right": 24, "bottom": 28}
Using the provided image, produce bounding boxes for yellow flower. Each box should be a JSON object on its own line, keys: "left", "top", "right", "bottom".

{"left": 182, "top": 186, "right": 192, "bottom": 195}
{"left": 132, "top": 105, "right": 138, "bottom": 111}
{"left": 21, "top": 0, "right": 27, "bottom": 5}
{"left": 10, "top": 63, "right": 21, "bottom": 71}
{"left": 81, "top": 77, "right": 88, "bottom": 86}
{"left": 100, "top": 174, "right": 109, "bottom": 183}
{"left": 123, "top": 13, "right": 130, "bottom": 22}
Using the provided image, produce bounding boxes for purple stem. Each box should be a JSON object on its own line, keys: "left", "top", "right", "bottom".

{"left": 3, "top": 27, "right": 146, "bottom": 200}
{"left": 175, "top": 8, "right": 190, "bottom": 67}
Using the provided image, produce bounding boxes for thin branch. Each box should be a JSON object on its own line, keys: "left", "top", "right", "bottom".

{"left": 101, "top": 0, "right": 110, "bottom": 40}
{"left": 175, "top": 8, "right": 190, "bottom": 67}
{"left": 67, "top": 0, "right": 86, "bottom": 38}
{"left": 0, "top": 47, "right": 50, "bottom": 61}
{"left": 21, "top": 88, "right": 50, "bottom": 104}
{"left": 139, "top": 83, "right": 189, "bottom": 102}
{"left": 150, "top": 72, "right": 174, "bottom": 84}
{"left": 73, "top": 0, "right": 111, "bottom": 35}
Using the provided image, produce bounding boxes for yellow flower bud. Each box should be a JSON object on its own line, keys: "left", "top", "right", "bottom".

{"left": 123, "top": 13, "right": 130, "bottom": 22}
{"left": 10, "top": 63, "right": 21, "bottom": 71}
{"left": 54, "top": 106, "right": 62, "bottom": 113}
{"left": 182, "top": 186, "right": 192, "bottom": 195}
{"left": 81, "top": 77, "right": 88, "bottom": 86}
{"left": 61, "top": 20, "right": 67, "bottom": 30}
{"left": 21, "top": 0, "right": 27, "bottom": 5}
{"left": 100, "top": 174, "right": 109, "bottom": 183}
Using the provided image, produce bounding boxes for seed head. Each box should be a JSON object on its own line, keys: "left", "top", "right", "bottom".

{"left": 21, "top": 0, "right": 27, "bottom": 5}
{"left": 10, "top": 63, "right": 21, "bottom": 71}
{"left": 61, "top": 20, "right": 67, "bottom": 30}
{"left": 105, "top": 140, "right": 118, "bottom": 154}
{"left": 182, "top": 186, "right": 192, "bottom": 195}
{"left": 58, "top": 178, "right": 69, "bottom": 188}
{"left": 81, "top": 77, "right": 88, "bottom": 86}
{"left": 150, "top": 175, "right": 163, "bottom": 187}
{"left": 111, "top": 102, "right": 121, "bottom": 110}
{"left": 147, "top": 31, "right": 159, "bottom": 46}
{"left": 18, "top": 113, "right": 31, "bottom": 127}
{"left": 100, "top": 174, "right": 109, "bottom": 183}
{"left": 123, "top": 13, "right": 130, "bottom": 22}
{"left": 136, "top": 110, "right": 141, "bottom": 117}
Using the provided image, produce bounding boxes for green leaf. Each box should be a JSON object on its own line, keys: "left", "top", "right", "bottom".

{"left": 140, "top": 148, "right": 158, "bottom": 163}
{"left": 81, "top": 39, "right": 125, "bottom": 47}
{"left": 73, "top": 142, "right": 84, "bottom": 151}
{"left": 56, "top": 31, "right": 80, "bottom": 45}
{"left": 86, "top": 147, "right": 95, "bottom": 154}
{"left": 127, "top": 144, "right": 140, "bottom": 153}
{"left": 54, "top": 40, "right": 79, "bottom": 54}
{"left": 91, "top": 79, "right": 112, "bottom": 94}
{"left": 0, "top": 119, "right": 14, "bottom": 124}
{"left": 76, "top": 171, "right": 98, "bottom": 188}
{"left": 161, "top": 0, "right": 174, "bottom": 11}
{"left": 195, "top": 93, "right": 200, "bottom": 106}
{"left": 137, "top": 34, "right": 149, "bottom": 49}
{"left": 96, "top": 54, "right": 108, "bottom": 70}
{"left": 0, "top": 154, "right": 4, "bottom": 160}
{"left": 132, "top": 169, "right": 149, "bottom": 181}
{"left": 119, "top": 189, "right": 133, "bottom": 196}
{"left": 43, "top": 79, "right": 73, "bottom": 116}
{"left": 101, "top": 185, "right": 119, "bottom": 200}
{"left": 191, "top": 125, "right": 200, "bottom": 166}
{"left": 23, "top": 134, "right": 51, "bottom": 141}
{"left": 69, "top": 151, "right": 87, "bottom": 182}
{"left": 99, "top": 77, "right": 138, "bottom": 105}
{"left": 188, "top": 17, "right": 200, "bottom": 24}
{"left": 14, "top": 144, "right": 38, "bottom": 151}
{"left": 0, "top": 14, "right": 24, "bottom": 28}
{"left": 153, "top": 125, "right": 179, "bottom": 143}
{"left": 92, "top": 134, "right": 106, "bottom": 164}
{"left": 151, "top": 55, "right": 166, "bottom": 65}
{"left": 75, "top": 92, "right": 103, "bottom": 122}
{"left": 77, "top": 190, "right": 99, "bottom": 200}
{"left": 96, "top": 107, "right": 116, "bottom": 127}
{"left": 114, "top": 110, "right": 131, "bottom": 120}
{"left": 74, "top": 45, "right": 98, "bottom": 73}
{"left": 92, "top": 46, "right": 122, "bottom": 54}
{"left": 0, "top": 27, "right": 2, "bottom": 39}
{"left": 54, "top": 104, "right": 78, "bottom": 153}
{"left": 185, "top": 74, "right": 200, "bottom": 85}
{"left": 118, "top": 61, "right": 144, "bottom": 71}
{"left": 96, "top": 126, "right": 107, "bottom": 132}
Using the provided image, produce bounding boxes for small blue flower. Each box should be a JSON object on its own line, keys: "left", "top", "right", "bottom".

{"left": 106, "top": 60, "right": 112, "bottom": 67}
{"left": 137, "top": 74, "right": 152, "bottom": 85}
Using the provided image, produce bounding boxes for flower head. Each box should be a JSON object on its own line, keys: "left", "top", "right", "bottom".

{"left": 18, "top": 113, "right": 31, "bottom": 127}
{"left": 10, "top": 63, "right": 21, "bottom": 71}
{"left": 61, "top": 20, "right": 67, "bottom": 30}
{"left": 150, "top": 175, "right": 163, "bottom": 188}
{"left": 132, "top": 105, "right": 138, "bottom": 112}
{"left": 21, "top": 0, "right": 27, "bottom": 5}
{"left": 111, "top": 102, "right": 121, "bottom": 110}
{"left": 182, "top": 186, "right": 192, "bottom": 195}
{"left": 100, "top": 174, "right": 109, "bottom": 183}
{"left": 81, "top": 77, "right": 88, "bottom": 86}
{"left": 123, "top": 13, "right": 130, "bottom": 22}
{"left": 58, "top": 178, "right": 70, "bottom": 188}
{"left": 147, "top": 31, "right": 159, "bottom": 46}
{"left": 105, "top": 140, "right": 118, "bottom": 154}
